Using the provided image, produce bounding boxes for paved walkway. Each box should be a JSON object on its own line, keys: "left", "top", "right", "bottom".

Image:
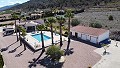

{"left": 0, "top": 32, "right": 101, "bottom": 68}
{"left": 93, "top": 40, "right": 120, "bottom": 68}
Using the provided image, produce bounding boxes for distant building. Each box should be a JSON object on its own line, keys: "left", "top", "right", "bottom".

{"left": 70, "top": 26, "right": 109, "bottom": 44}
{"left": 17, "top": 19, "right": 44, "bottom": 32}
{"left": 0, "top": 14, "right": 11, "bottom": 20}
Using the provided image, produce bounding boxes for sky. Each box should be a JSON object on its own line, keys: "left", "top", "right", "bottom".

{"left": 0, "top": 0, "right": 29, "bottom": 7}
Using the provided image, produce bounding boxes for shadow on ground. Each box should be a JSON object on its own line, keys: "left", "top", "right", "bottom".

{"left": 70, "top": 36, "right": 101, "bottom": 48}
{"left": 15, "top": 48, "right": 26, "bottom": 57}
{"left": 63, "top": 40, "right": 74, "bottom": 56}
{"left": 8, "top": 45, "right": 22, "bottom": 53}
{"left": 0, "top": 41, "right": 18, "bottom": 52}
{"left": 28, "top": 56, "right": 64, "bottom": 68}
{"left": 28, "top": 50, "right": 64, "bottom": 68}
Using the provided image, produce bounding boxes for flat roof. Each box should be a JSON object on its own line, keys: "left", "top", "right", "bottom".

{"left": 71, "top": 26, "right": 108, "bottom": 36}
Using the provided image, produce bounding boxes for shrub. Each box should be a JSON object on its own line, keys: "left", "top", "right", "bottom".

{"left": 42, "top": 11, "right": 55, "bottom": 18}
{"left": 117, "top": 8, "right": 120, "bottom": 11}
{"left": 62, "top": 26, "right": 68, "bottom": 30}
{"left": 64, "top": 31, "right": 68, "bottom": 37}
{"left": 108, "top": 15, "right": 113, "bottom": 20}
{"left": 71, "top": 19, "right": 80, "bottom": 26}
{"left": 64, "top": 31, "right": 68, "bottom": 35}
{"left": 0, "top": 54, "right": 4, "bottom": 68}
{"left": 89, "top": 22, "right": 102, "bottom": 28}
{"left": 46, "top": 45, "right": 64, "bottom": 61}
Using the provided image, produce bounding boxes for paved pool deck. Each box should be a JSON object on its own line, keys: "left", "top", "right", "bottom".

{"left": 0, "top": 32, "right": 101, "bottom": 68}
{"left": 25, "top": 31, "right": 68, "bottom": 50}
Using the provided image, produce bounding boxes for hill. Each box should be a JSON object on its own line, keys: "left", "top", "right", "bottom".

{"left": 0, "top": 3, "right": 20, "bottom": 11}
{"left": 9, "top": 0, "right": 120, "bottom": 12}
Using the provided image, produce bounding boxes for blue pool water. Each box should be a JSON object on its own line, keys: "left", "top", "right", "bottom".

{"left": 32, "top": 34, "right": 51, "bottom": 42}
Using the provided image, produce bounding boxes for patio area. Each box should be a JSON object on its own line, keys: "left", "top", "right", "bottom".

{"left": 0, "top": 32, "right": 101, "bottom": 68}
{"left": 24, "top": 31, "right": 68, "bottom": 50}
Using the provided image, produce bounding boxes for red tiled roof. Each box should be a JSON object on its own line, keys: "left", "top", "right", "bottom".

{"left": 71, "top": 26, "right": 108, "bottom": 36}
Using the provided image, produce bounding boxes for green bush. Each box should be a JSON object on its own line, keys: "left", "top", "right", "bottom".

{"left": 64, "top": 31, "right": 68, "bottom": 35}
{"left": 46, "top": 45, "right": 64, "bottom": 61}
{"left": 117, "top": 8, "right": 120, "bottom": 11}
{"left": 109, "top": 15, "right": 113, "bottom": 20}
{"left": 63, "top": 31, "right": 68, "bottom": 37}
{"left": 0, "top": 54, "right": 4, "bottom": 68}
{"left": 89, "top": 22, "right": 102, "bottom": 28}
{"left": 71, "top": 19, "right": 80, "bottom": 26}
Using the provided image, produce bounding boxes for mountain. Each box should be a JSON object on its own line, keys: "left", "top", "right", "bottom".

{"left": 0, "top": 3, "right": 20, "bottom": 11}
{"left": 9, "top": 0, "right": 120, "bottom": 12}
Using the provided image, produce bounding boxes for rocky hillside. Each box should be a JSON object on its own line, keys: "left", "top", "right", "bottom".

{"left": 9, "top": 0, "right": 119, "bottom": 11}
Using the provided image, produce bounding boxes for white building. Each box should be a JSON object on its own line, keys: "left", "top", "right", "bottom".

{"left": 17, "top": 20, "right": 44, "bottom": 32}
{"left": 70, "top": 26, "right": 109, "bottom": 44}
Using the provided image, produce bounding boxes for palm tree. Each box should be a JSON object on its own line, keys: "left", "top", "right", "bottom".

{"left": 47, "top": 17, "right": 56, "bottom": 45}
{"left": 64, "top": 9, "right": 74, "bottom": 50}
{"left": 36, "top": 25, "right": 45, "bottom": 52}
{"left": 16, "top": 25, "right": 22, "bottom": 45}
{"left": 17, "top": 25, "right": 26, "bottom": 50}
{"left": 12, "top": 12, "right": 19, "bottom": 41}
{"left": 102, "top": 44, "right": 107, "bottom": 55}
{"left": 56, "top": 16, "right": 65, "bottom": 48}
{"left": 17, "top": 15, "right": 27, "bottom": 41}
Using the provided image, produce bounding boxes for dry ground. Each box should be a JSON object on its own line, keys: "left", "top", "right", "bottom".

{"left": 75, "top": 11, "right": 120, "bottom": 31}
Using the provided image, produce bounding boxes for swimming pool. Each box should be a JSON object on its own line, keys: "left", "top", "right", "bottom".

{"left": 32, "top": 34, "right": 51, "bottom": 42}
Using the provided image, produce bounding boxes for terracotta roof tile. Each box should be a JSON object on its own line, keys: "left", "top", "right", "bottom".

{"left": 71, "top": 26, "right": 108, "bottom": 36}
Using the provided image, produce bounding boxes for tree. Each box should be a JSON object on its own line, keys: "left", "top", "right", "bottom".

{"left": 71, "top": 18, "right": 80, "bottom": 26}
{"left": 47, "top": 17, "right": 56, "bottom": 45}
{"left": 101, "top": 44, "right": 107, "bottom": 55}
{"left": 0, "top": 54, "right": 4, "bottom": 68}
{"left": 44, "top": 18, "right": 50, "bottom": 30}
{"left": 18, "top": 15, "right": 27, "bottom": 39}
{"left": 56, "top": 16, "right": 66, "bottom": 48}
{"left": 20, "top": 27, "right": 26, "bottom": 37}
{"left": 11, "top": 12, "right": 19, "bottom": 41}
{"left": 64, "top": 9, "right": 74, "bottom": 39}
{"left": 46, "top": 45, "right": 64, "bottom": 61}
{"left": 64, "top": 9, "right": 74, "bottom": 51}
{"left": 17, "top": 25, "right": 22, "bottom": 45}
{"left": 36, "top": 25, "right": 45, "bottom": 52}
{"left": 89, "top": 22, "right": 102, "bottom": 28}
{"left": 109, "top": 15, "right": 113, "bottom": 20}
{"left": 17, "top": 26, "right": 26, "bottom": 48}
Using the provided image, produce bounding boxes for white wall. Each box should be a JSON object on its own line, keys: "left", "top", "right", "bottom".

{"left": 86, "top": 35, "right": 91, "bottom": 40}
{"left": 81, "top": 34, "right": 87, "bottom": 40}
{"left": 78, "top": 32, "right": 81, "bottom": 38}
{"left": 71, "top": 30, "right": 109, "bottom": 44}
{"left": 98, "top": 30, "right": 109, "bottom": 43}
{"left": 90, "top": 36, "right": 97, "bottom": 43}
{"left": 71, "top": 31, "right": 75, "bottom": 36}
